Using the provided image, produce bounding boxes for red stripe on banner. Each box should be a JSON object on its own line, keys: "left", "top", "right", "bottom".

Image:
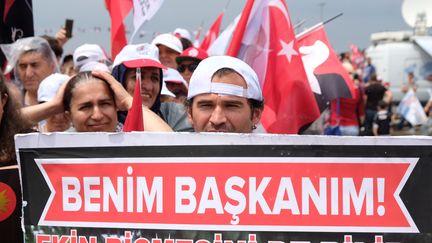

{"left": 38, "top": 158, "right": 415, "bottom": 232}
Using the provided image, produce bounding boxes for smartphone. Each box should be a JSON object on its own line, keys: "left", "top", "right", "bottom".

{"left": 65, "top": 19, "right": 74, "bottom": 38}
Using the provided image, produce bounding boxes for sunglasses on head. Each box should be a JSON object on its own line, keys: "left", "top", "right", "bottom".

{"left": 178, "top": 63, "right": 198, "bottom": 73}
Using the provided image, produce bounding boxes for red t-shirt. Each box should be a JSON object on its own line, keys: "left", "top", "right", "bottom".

{"left": 329, "top": 87, "right": 365, "bottom": 126}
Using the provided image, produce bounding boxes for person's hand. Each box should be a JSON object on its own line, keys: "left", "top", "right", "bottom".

{"left": 92, "top": 70, "right": 132, "bottom": 111}
{"left": 55, "top": 28, "right": 69, "bottom": 47}
{"left": 51, "top": 77, "right": 70, "bottom": 113}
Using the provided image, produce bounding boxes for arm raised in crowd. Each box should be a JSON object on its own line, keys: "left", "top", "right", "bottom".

{"left": 92, "top": 70, "right": 173, "bottom": 132}
{"left": 20, "top": 79, "right": 68, "bottom": 125}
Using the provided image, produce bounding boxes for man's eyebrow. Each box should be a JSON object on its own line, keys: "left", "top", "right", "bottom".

{"left": 223, "top": 100, "right": 244, "bottom": 105}
{"left": 196, "top": 99, "right": 214, "bottom": 105}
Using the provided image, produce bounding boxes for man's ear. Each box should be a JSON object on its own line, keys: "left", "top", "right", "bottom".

{"left": 187, "top": 106, "right": 194, "bottom": 126}
{"left": 251, "top": 107, "right": 263, "bottom": 126}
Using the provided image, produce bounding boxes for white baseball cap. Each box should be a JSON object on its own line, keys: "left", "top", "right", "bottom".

{"left": 112, "top": 43, "right": 166, "bottom": 69}
{"left": 73, "top": 44, "right": 107, "bottom": 69}
{"left": 79, "top": 61, "right": 110, "bottom": 72}
{"left": 37, "top": 73, "right": 70, "bottom": 102}
{"left": 161, "top": 80, "right": 176, "bottom": 97}
{"left": 151, "top": 33, "right": 183, "bottom": 54}
{"left": 173, "top": 28, "right": 192, "bottom": 42}
{"left": 187, "top": 56, "right": 263, "bottom": 101}
{"left": 163, "top": 68, "right": 188, "bottom": 88}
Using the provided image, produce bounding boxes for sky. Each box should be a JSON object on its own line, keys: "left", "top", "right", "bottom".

{"left": 33, "top": 0, "right": 414, "bottom": 57}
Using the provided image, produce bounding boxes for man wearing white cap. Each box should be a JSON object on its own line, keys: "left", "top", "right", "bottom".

{"left": 112, "top": 43, "right": 193, "bottom": 132}
{"left": 163, "top": 68, "right": 188, "bottom": 104}
{"left": 151, "top": 33, "right": 183, "bottom": 69}
{"left": 73, "top": 43, "right": 109, "bottom": 72}
{"left": 186, "top": 56, "right": 264, "bottom": 133}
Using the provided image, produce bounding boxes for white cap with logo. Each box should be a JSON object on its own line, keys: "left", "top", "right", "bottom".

{"left": 113, "top": 43, "right": 166, "bottom": 69}
{"left": 187, "top": 56, "right": 263, "bottom": 101}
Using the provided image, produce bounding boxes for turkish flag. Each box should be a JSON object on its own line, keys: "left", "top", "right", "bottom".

{"left": 200, "top": 11, "right": 224, "bottom": 51}
{"left": 297, "top": 25, "right": 355, "bottom": 112}
{"left": 227, "top": 0, "right": 320, "bottom": 134}
{"left": 123, "top": 73, "right": 144, "bottom": 132}
{"left": 104, "top": 0, "right": 132, "bottom": 59}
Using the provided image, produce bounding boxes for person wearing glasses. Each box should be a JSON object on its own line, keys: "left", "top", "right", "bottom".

{"left": 176, "top": 47, "right": 208, "bottom": 84}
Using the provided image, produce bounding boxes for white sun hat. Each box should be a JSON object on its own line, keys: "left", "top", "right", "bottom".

{"left": 163, "top": 68, "right": 188, "bottom": 89}
{"left": 161, "top": 80, "right": 176, "bottom": 97}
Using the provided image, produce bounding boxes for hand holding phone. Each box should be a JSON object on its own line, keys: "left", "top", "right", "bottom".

{"left": 65, "top": 19, "right": 73, "bottom": 38}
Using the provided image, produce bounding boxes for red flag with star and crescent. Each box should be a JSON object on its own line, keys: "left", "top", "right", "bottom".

{"left": 227, "top": 0, "right": 320, "bottom": 134}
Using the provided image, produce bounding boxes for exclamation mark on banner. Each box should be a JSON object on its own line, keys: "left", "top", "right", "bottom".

{"left": 377, "top": 178, "right": 385, "bottom": 216}
{"left": 343, "top": 235, "right": 353, "bottom": 243}
{"left": 374, "top": 235, "right": 383, "bottom": 243}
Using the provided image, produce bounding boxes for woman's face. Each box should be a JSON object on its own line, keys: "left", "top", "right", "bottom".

{"left": 66, "top": 79, "right": 117, "bottom": 132}
{"left": 125, "top": 67, "right": 161, "bottom": 108}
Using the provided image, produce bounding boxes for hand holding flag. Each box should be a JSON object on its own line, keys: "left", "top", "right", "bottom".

{"left": 123, "top": 68, "right": 144, "bottom": 132}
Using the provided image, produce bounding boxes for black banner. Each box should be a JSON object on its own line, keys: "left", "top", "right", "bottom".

{"left": 0, "top": 0, "right": 34, "bottom": 68}
{"left": 15, "top": 133, "right": 432, "bottom": 243}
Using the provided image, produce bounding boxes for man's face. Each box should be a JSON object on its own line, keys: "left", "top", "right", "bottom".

{"left": 177, "top": 60, "right": 198, "bottom": 83}
{"left": 125, "top": 67, "right": 161, "bottom": 108}
{"left": 157, "top": 45, "right": 180, "bottom": 69}
{"left": 188, "top": 72, "right": 262, "bottom": 133}
{"left": 17, "top": 51, "right": 55, "bottom": 93}
{"left": 166, "top": 82, "right": 188, "bottom": 104}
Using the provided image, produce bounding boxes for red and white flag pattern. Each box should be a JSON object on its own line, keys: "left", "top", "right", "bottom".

{"left": 123, "top": 72, "right": 144, "bottom": 132}
{"left": 104, "top": 0, "right": 133, "bottom": 59}
{"left": 200, "top": 12, "right": 224, "bottom": 51}
{"left": 227, "top": 0, "right": 320, "bottom": 134}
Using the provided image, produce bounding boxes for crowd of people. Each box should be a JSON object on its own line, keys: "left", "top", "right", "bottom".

{"left": 0, "top": 29, "right": 265, "bottom": 165}
{"left": 1, "top": 27, "right": 430, "bottom": 165}
{"left": 324, "top": 51, "right": 423, "bottom": 137}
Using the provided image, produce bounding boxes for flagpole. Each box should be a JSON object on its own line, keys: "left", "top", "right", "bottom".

{"left": 296, "top": 13, "right": 343, "bottom": 39}
{"left": 294, "top": 19, "right": 307, "bottom": 31}
{"left": 224, "top": 0, "right": 231, "bottom": 11}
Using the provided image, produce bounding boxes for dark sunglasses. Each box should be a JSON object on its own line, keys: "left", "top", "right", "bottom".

{"left": 178, "top": 63, "right": 198, "bottom": 73}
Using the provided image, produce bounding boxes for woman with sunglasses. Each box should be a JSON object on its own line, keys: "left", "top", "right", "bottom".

{"left": 112, "top": 43, "right": 193, "bottom": 132}
{"left": 175, "top": 47, "right": 209, "bottom": 83}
